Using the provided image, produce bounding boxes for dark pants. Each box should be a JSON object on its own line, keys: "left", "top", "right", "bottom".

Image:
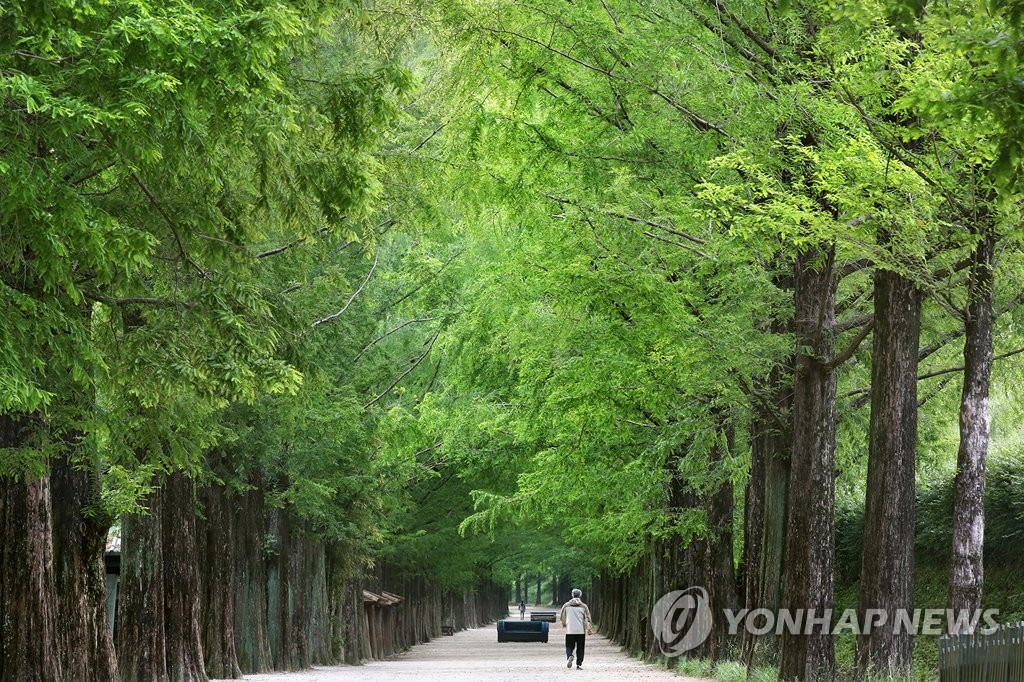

{"left": 565, "top": 634, "right": 586, "bottom": 666}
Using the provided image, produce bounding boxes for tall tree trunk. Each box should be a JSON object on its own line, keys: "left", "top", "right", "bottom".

{"left": 0, "top": 418, "right": 64, "bottom": 682}
{"left": 1, "top": 464, "right": 119, "bottom": 682}
{"left": 857, "top": 267, "right": 920, "bottom": 675}
{"left": 535, "top": 575, "right": 542, "bottom": 605}
{"left": 234, "top": 486, "right": 272, "bottom": 673}
{"left": 780, "top": 247, "right": 838, "bottom": 681}
{"left": 118, "top": 485, "right": 167, "bottom": 682}
{"left": 743, "top": 360, "right": 791, "bottom": 667}
{"left": 51, "top": 454, "right": 120, "bottom": 681}
{"left": 119, "top": 474, "right": 208, "bottom": 682}
{"left": 705, "top": 425, "right": 741, "bottom": 662}
{"left": 199, "top": 483, "right": 242, "bottom": 679}
{"left": 161, "top": 473, "right": 207, "bottom": 681}
{"left": 948, "top": 229, "right": 996, "bottom": 632}
{"left": 514, "top": 577, "right": 521, "bottom": 604}
{"left": 0, "top": 475, "right": 63, "bottom": 682}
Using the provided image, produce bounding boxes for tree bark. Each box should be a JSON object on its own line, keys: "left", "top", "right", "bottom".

{"left": 119, "top": 473, "right": 208, "bottom": 682}
{"left": 199, "top": 483, "right": 242, "bottom": 679}
{"left": 118, "top": 486, "right": 168, "bottom": 682}
{"left": 51, "top": 454, "right": 120, "bottom": 681}
{"left": 779, "top": 247, "right": 838, "bottom": 681}
{"left": 948, "top": 229, "right": 996, "bottom": 632}
{"left": 856, "top": 267, "right": 920, "bottom": 676}
{"left": 0, "top": 433, "right": 64, "bottom": 682}
{"left": 2, "top": 413, "right": 120, "bottom": 682}
{"left": 160, "top": 473, "right": 208, "bottom": 681}
{"left": 743, "top": 361, "right": 791, "bottom": 667}
{"left": 705, "top": 424, "right": 740, "bottom": 662}
{"left": 234, "top": 487, "right": 272, "bottom": 673}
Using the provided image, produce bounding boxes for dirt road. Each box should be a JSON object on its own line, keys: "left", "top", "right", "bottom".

{"left": 231, "top": 614, "right": 708, "bottom": 682}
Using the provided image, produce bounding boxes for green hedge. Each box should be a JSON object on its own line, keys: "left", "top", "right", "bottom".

{"left": 837, "top": 455, "right": 1024, "bottom": 581}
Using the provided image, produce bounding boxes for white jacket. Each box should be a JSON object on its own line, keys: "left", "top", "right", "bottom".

{"left": 559, "top": 598, "right": 592, "bottom": 635}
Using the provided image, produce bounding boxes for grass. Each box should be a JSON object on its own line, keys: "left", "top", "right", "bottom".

{"left": 674, "top": 657, "right": 777, "bottom": 681}
{"left": 675, "top": 657, "right": 714, "bottom": 677}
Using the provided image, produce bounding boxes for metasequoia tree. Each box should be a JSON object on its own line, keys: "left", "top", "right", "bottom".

{"left": 411, "top": 1, "right": 1023, "bottom": 680}
{"left": 1, "top": 0, "right": 408, "bottom": 679}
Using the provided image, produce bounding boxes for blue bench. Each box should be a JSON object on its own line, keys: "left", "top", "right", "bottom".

{"left": 497, "top": 619, "right": 549, "bottom": 642}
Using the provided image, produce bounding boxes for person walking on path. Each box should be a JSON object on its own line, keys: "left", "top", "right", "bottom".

{"left": 558, "top": 588, "right": 592, "bottom": 670}
{"left": 518, "top": 600, "right": 526, "bottom": 620}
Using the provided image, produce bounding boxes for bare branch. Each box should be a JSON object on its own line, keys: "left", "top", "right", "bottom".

{"left": 412, "top": 122, "right": 448, "bottom": 152}
{"left": 826, "top": 319, "right": 874, "bottom": 370}
{"left": 354, "top": 316, "right": 439, "bottom": 363}
{"left": 620, "top": 419, "right": 659, "bottom": 429}
{"left": 701, "top": 0, "right": 787, "bottom": 64}
{"left": 364, "top": 330, "right": 440, "bottom": 409}
{"left": 839, "top": 258, "right": 873, "bottom": 279}
{"left": 642, "top": 231, "right": 710, "bottom": 259}
{"left": 310, "top": 248, "right": 380, "bottom": 328}
{"left": 834, "top": 314, "right": 873, "bottom": 334}
{"left": 14, "top": 50, "right": 63, "bottom": 63}
{"left": 256, "top": 227, "right": 332, "bottom": 259}
{"left": 127, "top": 169, "right": 210, "bottom": 279}
{"left": 83, "top": 291, "right": 196, "bottom": 309}
{"left": 918, "top": 347, "right": 1024, "bottom": 381}
{"left": 650, "top": 87, "right": 735, "bottom": 139}
{"left": 846, "top": 346, "right": 1024, "bottom": 410}
{"left": 606, "top": 209, "right": 707, "bottom": 245}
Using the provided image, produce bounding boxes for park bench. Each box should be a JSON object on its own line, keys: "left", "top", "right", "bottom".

{"left": 440, "top": 623, "right": 455, "bottom": 636}
{"left": 530, "top": 610, "right": 557, "bottom": 622}
{"left": 497, "top": 619, "right": 549, "bottom": 643}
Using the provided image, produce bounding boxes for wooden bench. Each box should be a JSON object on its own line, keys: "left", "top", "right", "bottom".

{"left": 530, "top": 610, "right": 557, "bottom": 622}
{"left": 440, "top": 624, "right": 455, "bottom": 636}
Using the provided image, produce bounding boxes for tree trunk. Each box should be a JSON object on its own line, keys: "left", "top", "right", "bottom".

{"left": 199, "top": 483, "right": 242, "bottom": 679}
{"left": 0, "top": 421, "right": 64, "bottom": 682}
{"left": 857, "top": 267, "right": 920, "bottom": 675}
{"left": 2, "top": 413, "right": 120, "bottom": 682}
{"left": 161, "top": 473, "right": 207, "bottom": 681}
{"left": 51, "top": 454, "right": 120, "bottom": 681}
{"left": 234, "top": 487, "right": 272, "bottom": 673}
{"left": 743, "top": 360, "right": 791, "bottom": 667}
{"left": 706, "top": 425, "right": 740, "bottom": 662}
{"left": 119, "top": 473, "right": 208, "bottom": 682}
{"left": 948, "top": 229, "right": 996, "bottom": 632}
{"left": 535, "top": 575, "right": 542, "bottom": 605}
{"left": 118, "top": 486, "right": 168, "bottom": 682}
{"left": 779, "top": 247, "right": 838, "bottom": 681}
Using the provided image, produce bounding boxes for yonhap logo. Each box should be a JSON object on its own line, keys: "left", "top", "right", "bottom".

{"left": 650, "top": 586, "right": 713, "bottom": 656}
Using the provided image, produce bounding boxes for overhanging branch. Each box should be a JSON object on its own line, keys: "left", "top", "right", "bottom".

{"left": 310, "top": 248, "right": 380, "bottom": 329}
{"left": 363, "top": 330, "right": 440, "bottom": 409}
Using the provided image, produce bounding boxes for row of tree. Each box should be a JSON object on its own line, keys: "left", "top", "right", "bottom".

{"left": 385, "top": 0, "right": 1024, "bottom": 680}
{"left": 6, "top": 0, "right": 1024, "bottom": 680}
{"left": 0, "top": 1, "right": 513, "bottom": 681}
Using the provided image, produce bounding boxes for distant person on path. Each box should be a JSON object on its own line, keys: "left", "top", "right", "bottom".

{"left": 518, "top": 600, "right": 526, "bottom": 619}
{"left": 558, "top": 588, "right": 592, "bottom": 670}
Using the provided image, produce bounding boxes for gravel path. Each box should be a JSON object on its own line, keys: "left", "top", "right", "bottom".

{"left": 230, "top": 610, "right": 710, "bottom": 682}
